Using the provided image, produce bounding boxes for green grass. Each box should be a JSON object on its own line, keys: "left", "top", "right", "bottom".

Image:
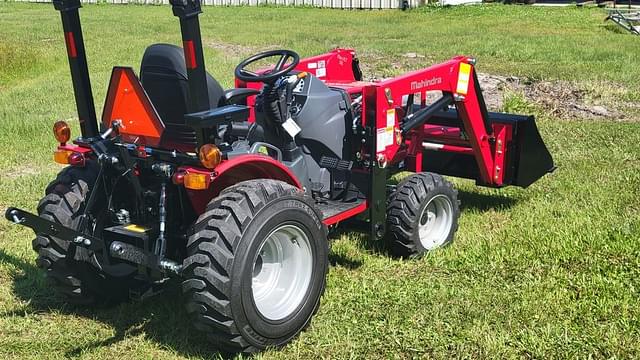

{"left": 1, "top": 2, "right": 639, "bottom": 359}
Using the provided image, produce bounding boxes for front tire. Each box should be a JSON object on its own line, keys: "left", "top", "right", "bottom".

{"left": 386, "top": 172, "right": 460, "bottom": 258}
{"left": 182, "top": 179, "right": 328, "bottom": 353}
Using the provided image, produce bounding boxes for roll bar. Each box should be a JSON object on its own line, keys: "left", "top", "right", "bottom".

{"left": 53, "top": 0, "right": 211, "bottom": 140}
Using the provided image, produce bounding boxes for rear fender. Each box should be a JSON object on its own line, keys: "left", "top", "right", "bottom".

{"left": 185, "top": 155, "right": 302, "bottom": 214}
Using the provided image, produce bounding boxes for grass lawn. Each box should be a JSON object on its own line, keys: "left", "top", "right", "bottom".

{"left": 1, "top": 2, "right": 639, "bottom": 359}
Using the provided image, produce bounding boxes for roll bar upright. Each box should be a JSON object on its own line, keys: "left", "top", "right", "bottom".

{"left": 53, "top": 0, "right": 99, "bottom": 139}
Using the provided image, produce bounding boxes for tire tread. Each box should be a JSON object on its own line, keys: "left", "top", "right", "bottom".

{"left": 386, "top": 172, "right": 460, "bottom": 257}
{"left": 33, "top": 165, "right": 98, "bottom": 305}
{"left": 182, "top": 179, "right": 321, "bottom": 353}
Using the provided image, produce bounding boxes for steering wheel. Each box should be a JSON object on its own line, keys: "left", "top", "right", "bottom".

{"left": 235, "top": 49, "right": 300, "bottom": 83}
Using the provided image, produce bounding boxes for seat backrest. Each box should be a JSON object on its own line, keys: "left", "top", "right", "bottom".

{"left": 140, "top": 43, "right": 224, "bottom": 151}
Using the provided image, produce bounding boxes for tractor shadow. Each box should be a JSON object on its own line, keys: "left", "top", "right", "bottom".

{"left": 0, "top": 250, "right": 231, "bottom": 359}
{"left": 456, "top": 190, "right": 518, "bottom": 212}
{"left": 328, "top": 250, "right": 364, "bottom": 270}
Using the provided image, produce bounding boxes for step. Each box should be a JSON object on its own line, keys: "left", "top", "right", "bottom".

{"left": 317, "top": 199, "right": 367, "bottom": 225}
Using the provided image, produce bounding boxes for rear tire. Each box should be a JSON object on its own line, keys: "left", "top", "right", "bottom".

{"left": 386, "top": 172, "right": 460, "bottom": 258}
{"left": 33, "top": 163, "right": 140, "bottom": 306}
{"left": 182, "top": 179, "right": 328, "bottom": 353}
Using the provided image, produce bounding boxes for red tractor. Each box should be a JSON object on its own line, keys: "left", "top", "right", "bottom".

{"left": 5, "top": 0, "right": 554, "bottom": 353}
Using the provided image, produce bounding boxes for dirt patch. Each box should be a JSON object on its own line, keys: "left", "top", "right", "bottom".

{"left": 357, "top": 51, "right": 630, "bottom": 121}
{"left": 476, "top": 73, "right": 626, "bottom": 120}
{"left": 206, "top": 40, "right": 255, "bottom": 58}
{"left": 358, "top": 50, "right": 438, "bottom": 83}
{"left": 206, "top": 40, "right": 279, "bottom": 59}
{"left": 2, "top": 166, "right": 40, "bottom": 181}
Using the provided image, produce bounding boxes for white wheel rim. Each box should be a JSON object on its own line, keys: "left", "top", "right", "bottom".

{"left": 252, "top": 224, "right": 313, "bottom": 321}
{"left": 418, "top": 194, "right": 454, "bottom": 250}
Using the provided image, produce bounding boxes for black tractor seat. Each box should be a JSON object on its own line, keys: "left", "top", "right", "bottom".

{"left": 140, "top": 44, "right": 257, "bottom": 151}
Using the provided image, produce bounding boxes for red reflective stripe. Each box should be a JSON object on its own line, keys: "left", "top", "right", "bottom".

{"left": 65, "top": 32, "right": 77, "bottom": 58}
{"left": 183, "top": 40, "right": 197, "bottom": 69}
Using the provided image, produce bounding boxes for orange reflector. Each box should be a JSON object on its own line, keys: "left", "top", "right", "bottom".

{"left": 184, "top": 173, "right": 210, "bottom": 190}
{"left": 54, "top": 149, "right": 72, "bottom": 164}
{"left": 53, "top": 121, "right": 71, "bottom": 144}
{"left": 102, "top": 67, "right": 165, "bottom": 146}
{"left": 198, "top": 144, "right": 222, "bottom": 169}
{"left": 456, "top": 62, "right": 472, "bottom": 96}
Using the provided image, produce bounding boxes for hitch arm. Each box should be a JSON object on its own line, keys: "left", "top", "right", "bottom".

{"left": 4, "top": 207, "right": 103, "bottom": 252}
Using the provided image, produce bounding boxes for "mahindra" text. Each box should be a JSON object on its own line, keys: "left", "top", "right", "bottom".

{"left": 410, "top": 77, "right": 442, "bottom": 90}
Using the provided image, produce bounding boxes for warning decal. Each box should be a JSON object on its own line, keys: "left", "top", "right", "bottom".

{"left": 386, "top": 109, "right": 396, "bottom": 128}
{"left": 376, "top": 126, "right": 394, "bottom": 152}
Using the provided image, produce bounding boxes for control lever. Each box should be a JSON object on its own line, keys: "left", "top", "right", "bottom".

{"left": 90, "top": 119, "right": 124, "bottom": 162}
{"left": 285, "top": 72, "right": 307, "bottom": 104}
{"left": 101, "top": 119, "right": 123, "bottom": 139}
{"left": 277, "top": 71, "right": 307, "bottom": 107}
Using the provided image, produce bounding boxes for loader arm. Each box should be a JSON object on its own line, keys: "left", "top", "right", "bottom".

{"left": 373, "top": 56, "right": 500, "bottom": 186}
{"left": 369, "top": 56, "right": 552, "bottom": 188}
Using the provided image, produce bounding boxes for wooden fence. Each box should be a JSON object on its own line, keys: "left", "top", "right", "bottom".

{"left": 14, "top": 0, "right": 426, "bottom": 9}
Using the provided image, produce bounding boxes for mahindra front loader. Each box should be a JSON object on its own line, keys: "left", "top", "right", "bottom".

{"left": 5, "top": 0, "right": 554, "bottom": 353}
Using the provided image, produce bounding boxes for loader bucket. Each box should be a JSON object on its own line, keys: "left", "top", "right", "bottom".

{"left": 489, "top": 112, "right": 555, "bottom": 188}
{"left": 423, "top": 110, "right": 555, "bottom": 188}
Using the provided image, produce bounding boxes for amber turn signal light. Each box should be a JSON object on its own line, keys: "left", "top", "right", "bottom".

{"left": 184, "top": 173, "right": 210, "bottom": 190}
{"left": 198, "top": 144, "right": 222, "bottom": 169}
{"left": 54, "top": 149, "right": 72, "bottom": 164}
{"left": 53, "top": 121, "right": 71, "bottom": 144}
